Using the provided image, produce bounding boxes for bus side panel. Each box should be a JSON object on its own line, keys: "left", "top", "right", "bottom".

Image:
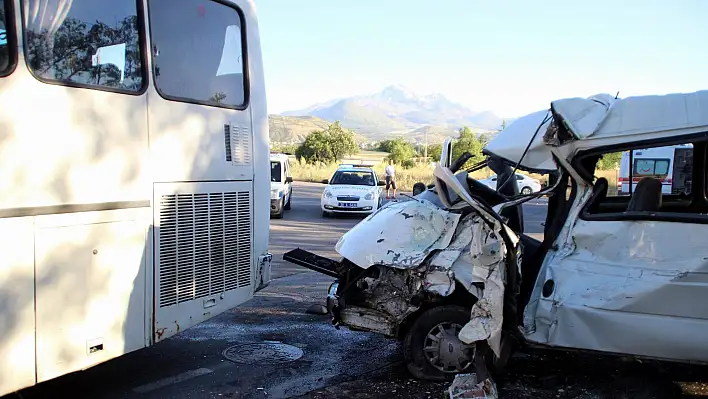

{"left": 0, "top": 217, "right": 36, "bottom": 394}
{"left": 34, "top": 208, "right": 149, "bottom": 383}
{"left": 0, "top": 73, "right": 151, "bottom": 211}
{"left": 153, "top": 181, "right": 253, "bottom": 342}
{"left": 241, "top": 0, "right": 272, "bottom": 292}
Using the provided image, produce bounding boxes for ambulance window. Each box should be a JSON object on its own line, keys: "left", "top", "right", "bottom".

{"left": 583, "top": 141, "right": 698, "bottom": 220}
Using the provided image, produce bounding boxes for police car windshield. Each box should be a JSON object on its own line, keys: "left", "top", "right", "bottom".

{"left": 331, "top": 170, "right": 374, "bottom": 186}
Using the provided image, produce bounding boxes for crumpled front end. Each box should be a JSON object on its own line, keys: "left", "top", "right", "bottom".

{"left": 284, "top": 164, "right": 521, "bottom": 361}
{"left": 326, "top": 198, "right": 515, "bottom": 357}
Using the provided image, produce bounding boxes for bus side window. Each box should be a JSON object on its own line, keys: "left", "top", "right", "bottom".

{"left": 23, "top": 0, "right": 145, "bottom": 92}
{"left": 148, "top": 0, "right": 247, "bottom": 109}
{"left": 0, "top": 0, "right": 15, "bottom": 75}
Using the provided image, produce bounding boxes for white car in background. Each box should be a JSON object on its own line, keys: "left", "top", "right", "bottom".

{"left": 479, "top": 173, "right": 542, "bottom": 195}
{"left": 321, "top": 165, "right": 385, "bottom": 217}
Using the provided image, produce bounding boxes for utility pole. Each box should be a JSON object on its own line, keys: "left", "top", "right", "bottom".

{"left": 424, "top": 126, "right": 428, "bottom": 161}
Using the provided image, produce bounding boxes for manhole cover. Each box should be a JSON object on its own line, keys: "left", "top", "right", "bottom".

{"left": 223, "top": 343, "right": 304, "bottom": 364}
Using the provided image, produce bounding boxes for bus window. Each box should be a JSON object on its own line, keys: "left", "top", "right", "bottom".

{"left": 23, "top": 0, "right": 144, "bottom": 92}
{"left": 0, "top": 1, "right": 11, "bottom": 73}
{"left": 148, "top": 0, "right": 246, "bottom": 108}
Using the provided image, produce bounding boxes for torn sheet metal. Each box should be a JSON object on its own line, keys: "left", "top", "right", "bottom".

{"left": 423, "top": 269, "right": 456, "bottom": 297}
{"left": 433, "top": 164, "right": 519, "bottom": 248}
{"left": 459, "top": 219, "right": 507, "bottom": 357}
{"left": 524, "top": 218, "right": 708, "bottom": 363}
{"left": 482, "top": 109, "right": 556, "bottom": 172}
{"left": 448, "top": 373, "right": 498, "bottom": 399}
{"left": 335, "top": 199, "right": 461, "bottom": 269}
{"left": 430, "top": 213, "right": 478, "bottom": 269}
{"left": 427, "top": 214, "right": 484, "bottom": 297}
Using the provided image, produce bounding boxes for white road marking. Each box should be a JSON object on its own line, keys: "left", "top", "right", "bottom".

{"left": 132, "top": 367, "right": 214, "bottom": 393}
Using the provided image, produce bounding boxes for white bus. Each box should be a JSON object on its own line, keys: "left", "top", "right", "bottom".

{"left": 0, "top": 0, "right": 271, "bottom": 395}
{"left": 618, "top": 144, "right": 693, "bottom": 195}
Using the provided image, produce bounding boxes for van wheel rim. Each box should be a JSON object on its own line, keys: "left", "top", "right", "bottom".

{"left": 423, "top": 322, "right": 475, "bottom": 373}
{"left": 522, "top": 187, "right": 532, "bottom": 194}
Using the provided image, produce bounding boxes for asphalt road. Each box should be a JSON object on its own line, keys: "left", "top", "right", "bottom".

{"left": 8, "top": 182, "right": 708, "bottom": 398}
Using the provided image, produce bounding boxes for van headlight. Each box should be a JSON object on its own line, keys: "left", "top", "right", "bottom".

{"left": 364, "top": 192, "right": 374, "bottom": 200}
{"left": 271, "top": 188, "right": 281, "bottom": 199}
{"left": 323, "top": 190, "right": 333, "bottom": 199}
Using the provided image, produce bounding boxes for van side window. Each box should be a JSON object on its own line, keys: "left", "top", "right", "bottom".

{"left": 0, "top": 0, "right": 15, "bottom": 75}
{"left": 148, "top": 0, "right": 246, "bottom": 108}
{"left": 23, "top": 0, "right": 144, "bottom": 92}
{"left": 582, "top": 142, "right": 700, "bottom": 221}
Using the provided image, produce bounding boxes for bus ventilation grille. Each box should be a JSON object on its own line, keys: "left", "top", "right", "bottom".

{"left": 226, "top": 123, "right": 252, "bottom": 166}
{"left": 157, "top": 191, "right": 252, "bottom": 308}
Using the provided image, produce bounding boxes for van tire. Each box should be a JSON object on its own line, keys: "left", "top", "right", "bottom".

{"left": 273, "top": 198, "right": 284, "bottom": 219}
{"left": 521, "top": 186, "right": 532, "bottom": 195}
{"left": 403, "top": 305, "right": 475, "bottom": 381}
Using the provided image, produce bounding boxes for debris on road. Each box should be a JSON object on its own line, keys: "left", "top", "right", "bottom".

{"left": 305, "top": 303, "right": 328, "bottom": 315}
{"left": 447, "top": 373, "right": 498, "bottom": 399}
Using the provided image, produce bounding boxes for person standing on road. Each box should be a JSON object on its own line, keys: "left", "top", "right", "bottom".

{"left": 384, "top": 159, "right": 397, "bottom": 200}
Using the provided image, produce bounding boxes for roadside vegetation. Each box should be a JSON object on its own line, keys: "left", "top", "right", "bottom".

{"left": 272, "top": 120, "right": 621, "bottom": 193}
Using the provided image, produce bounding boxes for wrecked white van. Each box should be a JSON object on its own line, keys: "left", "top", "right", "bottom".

{"left": 285, "top": 89, "right": 708, "bottom": 381}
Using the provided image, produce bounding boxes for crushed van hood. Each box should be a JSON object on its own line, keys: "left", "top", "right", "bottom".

{"left": 335, "top": 199, "right": 461, "bottom": 269}
{"left": 335, "top": 193, "right": 513, "bottom": 356}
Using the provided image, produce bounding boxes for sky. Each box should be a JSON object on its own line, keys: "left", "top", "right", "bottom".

{"left": 256, "top": 0, "right": 708, "bottom": 118}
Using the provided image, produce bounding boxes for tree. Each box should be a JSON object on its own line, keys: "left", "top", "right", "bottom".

{"left": 384, "top": 138, "right": 416, "bottom": 165}
{"left": 427, "top": 143, "right": 442, "bottom": 161}
{"left": 452, "top": 126, "right": 484, "bottom": 164}
{"left": 597, "top": 152, "right": 623, "bottom": 170}
{"left": 295, "top": 121, "right": 358, "bottom": 164}
{"left": 376, "top": 139, "right": 396, "bottom": 153}
{"left": 327, "top": 121, "right": 358, "bottom": 161}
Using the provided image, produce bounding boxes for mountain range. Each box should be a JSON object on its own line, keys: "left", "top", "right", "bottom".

{"left": 269, "top": 85, "right": 509, "bottom": 143}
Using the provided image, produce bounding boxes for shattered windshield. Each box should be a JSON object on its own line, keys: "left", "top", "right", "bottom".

{"left": 330, "top": 171, "right": 375, "bottom": 186}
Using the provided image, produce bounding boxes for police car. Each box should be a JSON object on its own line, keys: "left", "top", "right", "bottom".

{"left": 321, "top": 164, "right": 385, "bottom": 217}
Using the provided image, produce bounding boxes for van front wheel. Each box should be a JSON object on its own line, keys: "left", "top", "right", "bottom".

{"left": 403, "top": 305, "right": 475, "bottom": 381}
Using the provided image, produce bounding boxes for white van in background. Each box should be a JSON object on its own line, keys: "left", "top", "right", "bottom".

{"left": 270, "top": 153, "right": 293, "bottom": 218}
{"left": 618, "top": 144, "right": 693, "bottom": 195}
